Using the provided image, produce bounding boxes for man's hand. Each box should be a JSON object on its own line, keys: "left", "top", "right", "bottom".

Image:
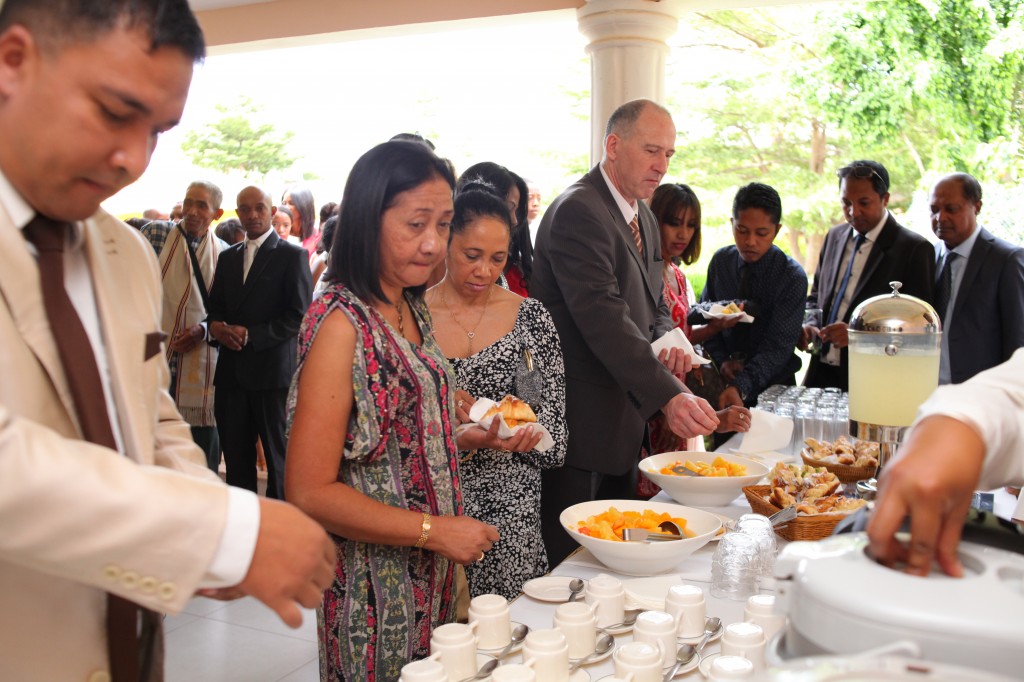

{"left": 661, "top": 392, "right": 718, "bottom": 439}
{"left": 169, "top": 324, "right": 203, "bottom": 353}
{"left": 210, "top": 321, "right": 248, "bottom": 351}
{"left": 819, "top": 322, "right": 849, "bottom": 349}
{"left": 657, "top": 347, "right": 693, "bottom": 379}
{"left": 798, "top": 324, "right": 818, "bottom": 352}
{"left": 867, "top": 416, "right": 985, "bottom": 578}
{"left": 720, "top": 359, "right": 744, "bottom": 382}
{"left": 234, "top": 498, "right": 336, "bottom": 627}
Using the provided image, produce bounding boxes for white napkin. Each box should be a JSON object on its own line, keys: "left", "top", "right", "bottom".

{"left": 651, "top": 327, "right": 710, "bottom": 366}
{"left": 734, "top": 409, "right": 793, "bottom": 454}
{"left": 700, "top": 303, "right": 755, "bottom": 324}
{"left": 461, "top": 397, "right": 555, "bottom": 452}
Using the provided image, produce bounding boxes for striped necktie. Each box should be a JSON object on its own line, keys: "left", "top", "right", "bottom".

{"left": 629, "top": 214, "right": 643, "bottom": 256}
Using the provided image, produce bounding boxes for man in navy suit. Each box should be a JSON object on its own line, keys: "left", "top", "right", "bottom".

{"left": 929, "top": 173, "right": 1024, "bottom": 384}
{"left": 802, "top": 160, "right": 935, "bottom": 390}
{"left": 208, "top": 186, "right": 312, "bottom": 498}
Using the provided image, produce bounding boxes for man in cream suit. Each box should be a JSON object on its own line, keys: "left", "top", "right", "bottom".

{"left": 0, "top": 2, "right": 334, "bottom": 681}
{"left": 532, "top": 99, "right": 719, "bottom": 563}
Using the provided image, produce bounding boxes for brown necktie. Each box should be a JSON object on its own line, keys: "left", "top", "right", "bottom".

{"left": 629, "top": 214, "right": 644, "bottom": 256}
{"left": 23, "top": 215, "right": 163, "bottom": 682}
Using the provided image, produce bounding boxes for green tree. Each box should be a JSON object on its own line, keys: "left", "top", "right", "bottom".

{"left": 181, "top": 97, "right": 297, "bottom": 180}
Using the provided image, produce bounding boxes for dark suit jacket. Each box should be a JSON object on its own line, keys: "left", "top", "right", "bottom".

{"left": 941, "top": 227, "right": 1024, "bottom": 383}
{"left": 532, "top": 165, "right": 680, "bottom": 475}
{"left": 207, "top": 230, "right": 312, "bottom": 391}
{"left": 804, "top": 214, "right": 935, "bottom": 389}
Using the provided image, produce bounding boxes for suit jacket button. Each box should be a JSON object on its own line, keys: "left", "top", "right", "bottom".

{"left": 120, "top": 571, "right": 140, "bottom": 590}
{"left": 139, "top": 576, "right": 159, "bottom": 594}
{"left": 158, "top": 582, "right": 177, "bottom": 601}
{"left": 88, "top": 670, "right": 112, "bottom": 682}
{"left": 103, "top": 564, "right": 122, "bottom": 583}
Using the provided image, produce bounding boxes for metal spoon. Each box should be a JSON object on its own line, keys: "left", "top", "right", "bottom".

{"left": 670, "top": 464, "right": 701, "bottom": 477}
{"left": 568, "top": 632, "right": 615, "bottom": 673}
{"left": 662, "top": 644, "right": 696, "bottom": 681}
{"left": 567, "top": 577, "right": 585, "bottom": 603}
{"left": 457, "top": 624, "right": 529, "bottom": 682}
{"left": 695, "top": 616, "right": 722, "bottom": 655}
{"left": 598, "top": 609, "right": 641, "bottom": 632}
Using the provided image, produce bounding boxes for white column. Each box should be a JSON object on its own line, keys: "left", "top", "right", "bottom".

{"left": 577, "top": 0, "right": 682, "bottom": 165}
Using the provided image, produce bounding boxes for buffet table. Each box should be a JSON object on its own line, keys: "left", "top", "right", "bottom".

{"left": 508, "top": 491, "right": 773, "bottom": 680}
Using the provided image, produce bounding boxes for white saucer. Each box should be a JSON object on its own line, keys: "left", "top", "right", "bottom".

{"left": 567, "top": 670, "right": 591, "bottom": 682}
{"left": 598, "top": 621, "right": 634, "bottom": 636}
{"left": 569, "top": 644, "right": 614, "bottom": 667}
{"left": 698, "top": 652, "right": 720, "bottom": 677}
{"left": 678, "top": 620, "right": 723, "bottom": 646}
{"left": 665, "top": 652, "right": 701, "bottom": 677}
{"left": 477, "top": 622, "right": 527, "bottom": 656}
{"left": 523, "top": 576, "right": 586, "bottom": 602}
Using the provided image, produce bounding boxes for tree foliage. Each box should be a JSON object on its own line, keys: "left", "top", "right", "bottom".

{"left": 181, "top": 97, "right": 297, "bottom": 179}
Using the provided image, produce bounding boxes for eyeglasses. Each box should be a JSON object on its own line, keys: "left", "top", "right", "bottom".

{"left": 839, "top": 164, "right": 888, "bottom": 191}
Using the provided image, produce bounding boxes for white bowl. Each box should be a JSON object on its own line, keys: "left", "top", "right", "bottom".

{"left": 559, "top": 499, "right": 722, "bottom": 575}
{"left": 638, "top": 451, "right": 769, "bottom": 507}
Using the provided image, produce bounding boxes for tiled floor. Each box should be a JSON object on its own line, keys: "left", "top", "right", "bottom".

{"left": 165, "top": 596, "right": 320, "bottom": 682}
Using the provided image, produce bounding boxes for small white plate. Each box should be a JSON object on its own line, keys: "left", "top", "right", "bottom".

{"left": 665, "top": 652, "right": 701, "bottom": 677}
{"left": 698, "top": 652, "right": 720, "bottom": 677}
{"left": 569, "top": 643, "right": 614, "bottom": 667}
{"left": 477, "top": 622, "right": 527, "bottom": 656}
{"left": 678, "top": 618, "right": 724, "bottom": 646}
{"left": 522, "top": 576, "right": 586, "bottom": 602}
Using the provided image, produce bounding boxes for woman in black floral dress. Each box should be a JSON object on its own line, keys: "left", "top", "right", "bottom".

{"left": 427, "top": 185, "right": 568, "bottom": 600}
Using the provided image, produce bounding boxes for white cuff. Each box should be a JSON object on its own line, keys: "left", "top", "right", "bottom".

{"left": 199, "top": 487, "right": 260, "bottom": 588}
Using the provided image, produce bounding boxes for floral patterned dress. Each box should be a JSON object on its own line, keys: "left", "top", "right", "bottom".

{"left": 287, "top": 284, "right": 461, "bottom": 682}
{"left": 448, "top": 297, "right": 567, "bottom": 600}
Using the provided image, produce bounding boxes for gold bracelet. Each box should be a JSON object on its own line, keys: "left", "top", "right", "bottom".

{"left": 413, "top": 512, "right": 432, "bottom": 549}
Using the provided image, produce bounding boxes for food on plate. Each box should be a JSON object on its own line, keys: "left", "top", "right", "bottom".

{"left": 483, "top": 394, "right": 537, "bottom": 428}
{"left": 765, "top": 462, "right": 866, "bottom": 516}
{"left": 720, "top": 302, "right": 743, "bottom": 314}
{"left": 804, "top": 435, "right": 879, "bottom": 468}
{"left": 660, "top": 456, "right": 748, "bottom": 477}
{"left": 575, "top": 507, "right": 696, "bottom": 542}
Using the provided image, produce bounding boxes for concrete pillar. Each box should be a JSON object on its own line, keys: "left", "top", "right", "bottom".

{"left": 577, "top": 0, "right": 682, "bottom": 165}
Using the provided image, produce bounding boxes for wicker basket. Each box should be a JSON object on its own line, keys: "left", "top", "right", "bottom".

{"left": 742, "top": 485, "right": 849, "bottom": 541}
{"left": 800, "top": 449, "right": 876, "bottom": 484}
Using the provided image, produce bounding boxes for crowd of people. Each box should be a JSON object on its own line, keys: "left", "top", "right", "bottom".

{"left": 3, "top": 1, "right": 1024, "bottom": 681}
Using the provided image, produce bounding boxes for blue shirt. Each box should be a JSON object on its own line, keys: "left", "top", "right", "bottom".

{"left": 696, "top": 245, "right": 807, "bottom": 402}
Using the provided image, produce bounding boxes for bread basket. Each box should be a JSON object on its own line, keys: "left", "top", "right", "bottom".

{"left": 742, "top": 485, "right": 849, "bottom": 541}
{"left": 800, "top": 449, "right": 876, "bottom": 484}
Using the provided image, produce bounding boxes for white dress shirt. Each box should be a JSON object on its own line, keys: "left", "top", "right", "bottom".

{"left": 0, "top": 169, "right": 258, "bottom": 587}
{"left": 823, "top": 211, "right": 888, "bottom": 365}
{"left": 243, "top": 228, "right": 274, "bottom": 282}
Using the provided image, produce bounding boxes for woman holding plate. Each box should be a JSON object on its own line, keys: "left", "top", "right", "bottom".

{"left": 427, "top": 183, "right": 568, "bottom": 600}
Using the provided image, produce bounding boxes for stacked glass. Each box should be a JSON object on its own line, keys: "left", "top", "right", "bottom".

{"left": 710, "top": 531, "right": 760, "bottom": 601}
{"left": 753, "top": 384, "right": 849, "bottom": 453}
{"left": 733, "top": 514, "right": 777, "bottom": 579}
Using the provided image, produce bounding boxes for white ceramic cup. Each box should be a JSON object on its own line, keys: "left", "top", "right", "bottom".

{"left": 399, "top": 658, "right": 450, "bottom": 682}
{"left": 719, "top": 622, "right": 766, "bottom": 672}
{"left": 744, "top": 593, "right": 785, "bottom": 642}
{"left": 632, "top": 610, "right": 675, "bottom": 668}
{"left": 612, "top": 641, "right": 662, "bottom": 682}
{"left": 429, "top": 622, "right": 478, "bottom": 680}
{"left": 469, "top": 593, "right": 512, "bottom": 650}
{"left": 522, "top": 628, "right": 569, "bottom": 682}
{"left": 708, "top": 654, "right": 756, "bottom": 680}
{"left": 491, "top": 663, "right": 537, "bottom": 681}
{"left": 664, "top": 584, "right": 706, "bottom": 638}
{"left": 553, "top": 601, "right": 598, "bottom": 660}
{"left": 584, "top": 573, "right": 625, "bottom": 629}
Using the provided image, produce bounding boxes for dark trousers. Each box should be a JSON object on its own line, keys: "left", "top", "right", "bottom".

{"left": 214, "top": 384, "right": 289, "bottom": 499}
{"left": 191, "top": 425, "right": 221, "bottom": 472}
{"left": 540, "top": 463, "right": 640, "bottom": 566}
{"left": 803, "top": 358, "right": 848, "bottom": 391}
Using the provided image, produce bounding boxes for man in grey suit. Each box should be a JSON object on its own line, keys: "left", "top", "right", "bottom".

{"left": 532, "top": 99, "right": 719, "bottom": 563}
{"left": 930, "top": 173, "right": 1024, "bottom": 384}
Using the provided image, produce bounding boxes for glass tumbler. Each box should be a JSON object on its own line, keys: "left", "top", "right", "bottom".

{"left": 710, "top": 532, "right": 760, "bottom": 601}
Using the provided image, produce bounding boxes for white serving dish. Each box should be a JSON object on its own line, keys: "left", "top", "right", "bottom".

{"left": 638, "top": 451, "right": 768, "bottom": 506}
{"left": 559, "top": 499, "right": 721, "bottom": 575}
